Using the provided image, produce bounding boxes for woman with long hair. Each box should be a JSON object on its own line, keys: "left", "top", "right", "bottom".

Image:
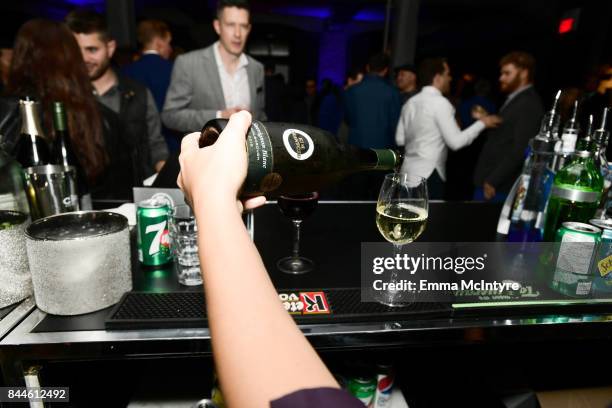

{"left": 5, "top": 18, "right": 107, "bottom": 183}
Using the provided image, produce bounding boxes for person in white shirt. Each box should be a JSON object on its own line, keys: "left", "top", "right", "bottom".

{"left": 395, "top": 58, "right": 501, "bottom": 198}
{"left": 162, "top": 0, "right": 266, "bottom": 133}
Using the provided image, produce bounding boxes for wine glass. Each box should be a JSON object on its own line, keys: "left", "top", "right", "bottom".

{"left": 375, "top": 173, "right": 428, "bottom": 306}
{"left": 277, "top": 192, "right": 319, "bottom": 274}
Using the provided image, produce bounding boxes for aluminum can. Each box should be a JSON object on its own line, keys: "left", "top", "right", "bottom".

{"left": 372, "top": 364, "right": 394, "bottom": 408}
{"left": 137, "top": 198, "right": 172, "bottom": 266}
{"left": 552, "top": 222, "right": 601, "bottom": 297}
{"left": 348, "top": 376, "right": 376, "bottom": 405}
{"left": 590, "top": 218, "right": 612, "bottom": 292}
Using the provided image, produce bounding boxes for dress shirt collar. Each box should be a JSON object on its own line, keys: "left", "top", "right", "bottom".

{"left": 421, "top": 85, "right": 443, "bottom": 96}
{"left": 505, "top": 84, "right": 532, "bottom": 104}
{"left": 213, "top": 41, "right": 248, "bottom": 74}
{"left": 143, "top": 50, "right": 159, "bottom": 55}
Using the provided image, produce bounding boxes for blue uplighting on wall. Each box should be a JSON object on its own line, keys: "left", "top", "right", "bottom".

{"left": 353, "top": 8, "right": 386, "bottom": 22}
{"left": 64, "top": 0, "right": 104, "bottom": 5}
{"left": 318, "top": 30, "right": 348, "bottom": 88}
{"left": 272, "top": 6, "right": 332, "bottom": 19}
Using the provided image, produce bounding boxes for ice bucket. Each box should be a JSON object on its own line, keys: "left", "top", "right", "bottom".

{"left": 25, "top": 211, "right": 132, "bottom": 315}
{"left": 0, "top": 211, "right": 32, "bottom": 308}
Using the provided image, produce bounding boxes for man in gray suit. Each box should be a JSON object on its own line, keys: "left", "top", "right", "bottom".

{"left": 162, "top": 0, "right": 265, "bottom": 134}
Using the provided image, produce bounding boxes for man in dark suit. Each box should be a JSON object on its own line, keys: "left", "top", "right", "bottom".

{"left": 473, "top": 51, "right": 544, "bottom": 202}
{"left": 122, "top": 20, "right": 177, "bottom": 151}
{"left": 343, "top": 53, "right": 401, "bottom": 149}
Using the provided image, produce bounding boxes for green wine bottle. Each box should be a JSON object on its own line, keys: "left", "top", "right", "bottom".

{"left": 51, "top": 101, "right": 92, "bottom": 210}
{"left": 200, "top": 119, "right": 401, "bottom": 197}
{"left": 543, "top": 115, "right": 604, "bottom": 241}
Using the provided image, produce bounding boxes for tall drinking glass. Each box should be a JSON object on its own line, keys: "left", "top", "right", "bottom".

{"left": 277, "top": 192, "right": 319, "bottom": 274}
{"left": 375, "top": 173, "right": 428, "bottom": 306}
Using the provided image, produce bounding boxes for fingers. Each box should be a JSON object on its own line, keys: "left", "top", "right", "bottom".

{"left": 243, "top": 196, "right": 266, "bottom": 211}
{"left": 180, "top": 132, "right": 201, "bottom": 154}
{"left": 219, "top": 111, "right": 252, "bottom": 147}
{"left": 176, "top": 171, "right": 183, "bottom": 191}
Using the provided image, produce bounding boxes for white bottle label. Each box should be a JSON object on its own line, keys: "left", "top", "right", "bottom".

{"left": 282, "top": 129, "right": 314, "bottom": 161}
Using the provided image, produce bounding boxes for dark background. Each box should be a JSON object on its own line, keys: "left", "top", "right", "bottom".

{"left": 0, "top": 0, "right": 610, "bottom": 104}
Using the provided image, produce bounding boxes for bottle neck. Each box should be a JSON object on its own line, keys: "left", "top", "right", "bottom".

{"left": 19, "top": 101, "right": 45, "bottom": 138}
{"left": 371, "top": 149, "right": 400, "bottom": 170}
{"left": 52, "top": 103, "right": 68, "bottom": 133}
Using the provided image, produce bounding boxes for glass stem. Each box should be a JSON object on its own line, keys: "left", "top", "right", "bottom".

{"left": 390, "top": 244, "right": 402, "bottom": 284}
{"left": 292, "top": 220, "right": 302, "bottom": 259}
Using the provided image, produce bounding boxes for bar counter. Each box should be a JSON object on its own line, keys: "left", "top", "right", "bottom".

{"left": 2, "top": 201, "right": 612, "bottom": 393}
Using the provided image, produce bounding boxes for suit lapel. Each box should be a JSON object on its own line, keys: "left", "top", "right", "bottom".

{"left": 203, "top": 45, "right": 226, "bottom": 109}
{"left": 246, "top": 58, "right": 257, "bottom": 111}
{"left": 500, "top": 87, "right": 531, "bottom": 114}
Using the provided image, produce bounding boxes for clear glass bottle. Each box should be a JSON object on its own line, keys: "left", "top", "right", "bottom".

{"left": 0, "top": 145, "right": 29, "bottom": 215}
{"left": 507, "top": 90, "right": 561, "bottom": 242}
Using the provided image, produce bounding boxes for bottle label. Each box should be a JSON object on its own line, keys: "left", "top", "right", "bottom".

{"left": 282, "top": 129, "right": 314, "bottom": 161}
{"left": 511, "top": 174, "right": 530, "bottom": 222}
{"left": 551, "top": 185, "right": 601, "bottom": 203}
{"left": 245, "top": 121, "right": 274, "bottom": 194}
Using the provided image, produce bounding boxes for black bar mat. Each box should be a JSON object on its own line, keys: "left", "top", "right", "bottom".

{"left": 105, "top": 289, "right": 451, "bottom": 330}
{"left": 32, "top": 306, "right": 115, "bottom": 333}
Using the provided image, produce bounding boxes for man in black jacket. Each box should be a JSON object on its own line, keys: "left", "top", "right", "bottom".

{"left": 66, "top": 9, "right": 168, "bottom": 198}
{"left": 473, "top": 51, "right": 544, "bottom": 202}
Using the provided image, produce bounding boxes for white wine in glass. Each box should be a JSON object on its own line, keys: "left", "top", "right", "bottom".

{"left": 375, "top": 173, "right": 428, "bottom": 306}
{"left": 376, "top": 202, "right": 428, "bottom": 245}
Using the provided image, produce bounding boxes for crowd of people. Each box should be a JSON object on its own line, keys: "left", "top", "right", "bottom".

{"left": 1, "top": 0, "right": 612, "bottom": 405}
{"left": 1, "top": 0, "right": 610, "bottom": 203}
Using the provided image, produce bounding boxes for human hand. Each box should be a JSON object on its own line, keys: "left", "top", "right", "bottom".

{"left": 219, "top": 107, "right": 243, "bottom": 119}
{"left": 177, "top": 110, "right": 265, "bottom": 213}
{"left": 483, "top": 182, "right": 496, "bottom": 200}
{"left": 471, "top": 104, "right": 488, "bottom": 120}
{"left": 480, "top": 114, "right": 502, "bottom": 128}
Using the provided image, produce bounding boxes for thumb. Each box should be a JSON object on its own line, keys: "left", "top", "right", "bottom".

{"left": 219, "top": 110, "right": 252, "bottom": 147}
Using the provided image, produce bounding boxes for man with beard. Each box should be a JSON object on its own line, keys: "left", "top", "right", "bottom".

{"left": 395, "top": 58, "right": 501, "bottom": 199}
{"left": 473, "top": 51, "right": 544, "bottom": 201}
{"left": 66, "top": 9, "right": 168, "bottom": 193}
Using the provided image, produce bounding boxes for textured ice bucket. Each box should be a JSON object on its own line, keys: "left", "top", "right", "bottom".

{"left": 25, "top": 211, "right": 132, "bottom": 315}
{"left": 0, "top": 211, "right": 32, "bottom": 308}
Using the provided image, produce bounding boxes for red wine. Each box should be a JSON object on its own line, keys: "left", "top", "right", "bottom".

{"left": 277, "top": 192, "right": 319, "bottom": 220}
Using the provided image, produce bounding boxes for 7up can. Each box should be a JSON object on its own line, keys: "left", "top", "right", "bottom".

{"left": 137, "top": 197, "right": 172, "bottom": 266}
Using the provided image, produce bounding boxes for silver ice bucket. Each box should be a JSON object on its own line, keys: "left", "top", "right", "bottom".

{"left": 0, "top": 211, "right": 32, "bottom": 308}
{"left": 25, "top": 211, "right": 131, "bottom": 315}
{"left": 24, "top": 164, "right": 79, "bottom": 220}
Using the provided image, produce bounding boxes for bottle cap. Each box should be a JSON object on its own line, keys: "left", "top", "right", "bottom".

{"left": 52, "top": 101, "right": 68, "bottom": 132}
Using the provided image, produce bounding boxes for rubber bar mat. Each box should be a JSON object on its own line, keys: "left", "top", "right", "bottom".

{"left": 105, "top": 289, "right": 452, "bottom": 330}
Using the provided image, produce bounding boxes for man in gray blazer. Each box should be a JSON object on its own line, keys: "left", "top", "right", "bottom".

{"left": 162, "top": 0, "right": 265, "bottom": 134}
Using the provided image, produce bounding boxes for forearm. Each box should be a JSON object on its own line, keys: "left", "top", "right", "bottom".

{"left": 195, "top": 197, "right": 337, "bottom": 407}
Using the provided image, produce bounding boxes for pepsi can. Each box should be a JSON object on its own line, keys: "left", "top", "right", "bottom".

{"left": 373, "top": 363, "right": 394, "bottom": 408}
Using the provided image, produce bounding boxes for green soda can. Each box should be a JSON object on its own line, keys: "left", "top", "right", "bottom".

{"left": 551, "top": 222, "right": 601, "bottom": 297}
{"left": 348, "top": 376, "right": 376, "bottom": 405}
{"left": 589, "top": 218, "right": 612, "bottom": 292}
{"left": 137, "top": 197, "right": 172, "bottom": 266}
